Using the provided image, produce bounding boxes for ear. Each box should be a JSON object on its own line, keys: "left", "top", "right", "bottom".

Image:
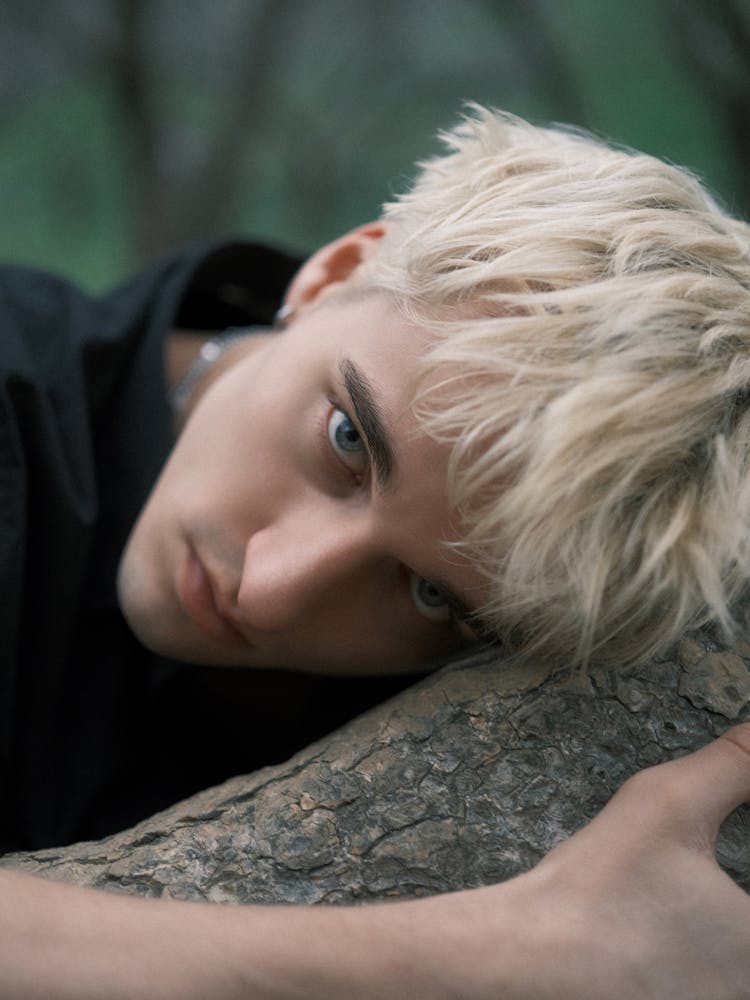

{"left": 283, "top": 222, "right": 386, "bottom": 312}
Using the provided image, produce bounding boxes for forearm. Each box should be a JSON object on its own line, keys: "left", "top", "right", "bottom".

{"left": 0, "top": 869, "right": 526, "bottom": 1000}
{"left": 0, "top": 869, "right": 241, "bottom": 999}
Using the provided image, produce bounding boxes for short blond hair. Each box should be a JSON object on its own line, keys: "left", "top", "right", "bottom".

{"left": 369, "top": 106, "right": 750, "bottom": 670}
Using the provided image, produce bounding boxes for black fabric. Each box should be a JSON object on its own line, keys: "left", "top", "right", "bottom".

{"left": 0, "top": 241, "right": 420, "bottom": 852}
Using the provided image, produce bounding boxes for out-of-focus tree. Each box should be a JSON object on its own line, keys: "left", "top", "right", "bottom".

{"left": 2, "top": 0, "right": 592, "bottom": 279}
{"left": 0, "top": 0, "right": 747, "bottom": 288}
{"left": 475, "top": 0, "right": 585, "bottom": 123}
{"left": 109, "top": 0, "right": 293, "bottom": 258}
{"left": 664, "top": 0, "right": 750, "bottom": 216}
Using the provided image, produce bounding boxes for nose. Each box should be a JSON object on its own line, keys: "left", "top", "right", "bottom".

{"left": 235, "top": 507, "right": 378, "bottom": 632}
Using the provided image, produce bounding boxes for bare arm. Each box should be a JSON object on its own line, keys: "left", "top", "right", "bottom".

{"left": 2, "top": 725, "right": 750, "bottom": 1000}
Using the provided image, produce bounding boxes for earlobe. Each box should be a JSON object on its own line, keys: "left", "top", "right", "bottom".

{"left": 282, "top": 222, "right": 386, "bottom": 312}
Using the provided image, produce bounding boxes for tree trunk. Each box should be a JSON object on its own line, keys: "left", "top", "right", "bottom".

{"left": 2, "top": 624, "right": 749, "bottom": 902}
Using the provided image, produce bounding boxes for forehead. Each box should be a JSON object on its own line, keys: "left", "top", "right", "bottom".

{"left": 305, "top": 288, "right": 429, "bottom": 383}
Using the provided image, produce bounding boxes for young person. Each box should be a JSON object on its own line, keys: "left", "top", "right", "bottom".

{"left": 1, "top": 106, "right": 750, "bottom": 995}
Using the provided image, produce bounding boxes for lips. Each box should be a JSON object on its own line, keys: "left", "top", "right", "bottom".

{"left": 179, "top": 546, "right": 247, "bottom": 646}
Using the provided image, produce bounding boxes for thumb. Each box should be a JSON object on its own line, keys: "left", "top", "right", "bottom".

{"left": 647, "top": 722, "right": 750, "bottom": 847}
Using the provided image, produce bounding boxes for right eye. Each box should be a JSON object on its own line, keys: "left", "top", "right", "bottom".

{"left": 327, "top": 406, "right": 368, "bottom": 476}
{"left": 410, "top": 574, "right": 452, "bottom": 624}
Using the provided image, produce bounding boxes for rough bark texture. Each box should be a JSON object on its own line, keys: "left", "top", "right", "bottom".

{"left": 3, "top": 625, "right": 750, "bottom": 902}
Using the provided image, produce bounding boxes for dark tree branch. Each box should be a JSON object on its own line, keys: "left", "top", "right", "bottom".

{"left": 3, "top": 625, "right": 749, "bottom": 901}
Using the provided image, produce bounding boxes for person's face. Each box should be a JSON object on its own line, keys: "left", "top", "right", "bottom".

{"left": 118, "top": 268, "right": 486, "bottom": 675}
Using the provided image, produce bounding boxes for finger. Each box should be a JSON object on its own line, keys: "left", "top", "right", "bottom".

{"left": 652, "top": 722, "right": 750, "bottom": 839}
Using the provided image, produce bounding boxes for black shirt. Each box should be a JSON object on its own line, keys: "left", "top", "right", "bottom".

{"left": 0, "top": 241, "right": 417, "bottom": 851}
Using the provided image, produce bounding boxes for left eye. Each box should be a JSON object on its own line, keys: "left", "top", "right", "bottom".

{"left": 410, "top": 574, "right": 451, "bottom": 623}
{"left": 327, "top": 406, "right": 367, "bottom": 474}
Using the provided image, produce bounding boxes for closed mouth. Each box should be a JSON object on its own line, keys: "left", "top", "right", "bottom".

{"left": 179, "top": 545, "right": 247, "bottom": 646}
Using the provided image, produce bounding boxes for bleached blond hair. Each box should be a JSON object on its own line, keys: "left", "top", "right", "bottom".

{"left": 368, "top": 106, "right": 750, "bottom": 670}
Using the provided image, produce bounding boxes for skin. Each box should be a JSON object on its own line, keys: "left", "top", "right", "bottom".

{"left": 118, "top": 224, "right": 482, "bottom": 674}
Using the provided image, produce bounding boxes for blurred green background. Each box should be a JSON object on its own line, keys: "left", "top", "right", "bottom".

{"left": 2, "top": 0, "right": 749, "bottom": 291}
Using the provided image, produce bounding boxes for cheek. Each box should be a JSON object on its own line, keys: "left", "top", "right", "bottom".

{"left": 161, "top": 382, "right": 302, "bottom": 533}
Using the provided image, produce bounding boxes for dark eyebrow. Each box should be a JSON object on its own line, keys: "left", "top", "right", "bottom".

{"left": 339, "top": 357, "right": 396, "bottom": 491}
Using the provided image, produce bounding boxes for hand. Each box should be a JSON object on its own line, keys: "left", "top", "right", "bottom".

{"left": 436, "top": 723, "right": 750, "bottom": 999}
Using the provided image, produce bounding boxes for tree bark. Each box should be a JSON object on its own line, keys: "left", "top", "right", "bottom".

{"left": 2, "top": 624, "right": 749, "bottom": 902}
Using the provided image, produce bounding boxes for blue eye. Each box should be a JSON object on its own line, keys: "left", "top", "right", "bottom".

{"left": 410, "top": 574, "right": 451, "bottom": 624}
{"left": 327, "top": 407, "right": 367, "bottom": 474}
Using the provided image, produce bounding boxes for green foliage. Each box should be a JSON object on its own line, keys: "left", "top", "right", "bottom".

{"left": 0, "top": 77, "right": 132, "bottom": 288}
{"left": 0, "top": 0, "right": 746, "bottom": 290}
